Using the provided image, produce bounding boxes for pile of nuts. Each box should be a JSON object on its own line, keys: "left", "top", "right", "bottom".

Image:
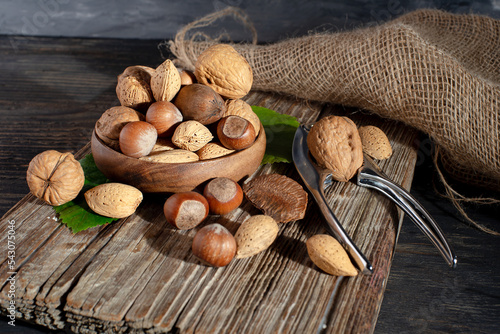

{"left": 165, "top": 176, "right": 283, "bottom": 267}
{"left": 97, "top": 43, "right": 260, "bottom": 163}
{"left": 25, "top": 43, "right": 395, "bottom": 277}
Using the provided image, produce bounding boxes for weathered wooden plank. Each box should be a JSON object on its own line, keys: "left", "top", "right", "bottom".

{"left": 0, "top": 89, "right": 418, "bottom": 333}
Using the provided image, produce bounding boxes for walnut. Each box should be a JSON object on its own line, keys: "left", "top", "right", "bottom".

{"left": 194, "top": 44, "right": 253, "bottom": 99}
{"left": 116, "top": 65, "right": 155, "bottom": 111}
{"left": 307, "top": 116, "right": 363, "bottom": 182}
{"left": 26, "top": 150, "right": 85, "bottom": 206}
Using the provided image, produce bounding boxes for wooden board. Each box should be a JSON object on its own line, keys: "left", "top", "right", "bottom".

{"left": 0, "top": 88, "right": 418, "bottom": 333}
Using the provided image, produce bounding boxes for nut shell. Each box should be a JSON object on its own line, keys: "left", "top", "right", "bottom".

{"left": 26, "top": 150, "right": 85, "bottom": 206}
{"left": 171, "top": 120, "right": 213, "bottom": 151}
{"left": 95, "top": 106, "right": 144, "bottom": 150}
{"left": 164, "top": 192, "right": 209, "bottom": 230}
{"left": 174, "top": 84, "right": 226, "bottom": 125}
{"left": 192, "top": 223, "right": 236, "bottom": 267}
{"left": 195, "top": 44, "right": 253, "bottom": 99}
{"left": 151, "top": 59, "right": 181, "bottom": 102}
{"left": 358, "top": 125, "right": 392, "bottom": 160}
{"left": 224, "top": 99, "right": 261, "bottom": 136}
{"left": 243, "top": 174, "right": 308, "bottom": 223}
{"left": 306, "top": 234, "right": 358, "bottom": 276}
{"left": 84, "top": 183, "right": 143, "bottom": 219}
{"left": 307, "top": 116, "right": 363, "bottom": 182}
{"left": 119, "top": 121, "right": 158, "bottom": 158}
{"left": 234, "top": 215, "right": 279, "bottom": 259}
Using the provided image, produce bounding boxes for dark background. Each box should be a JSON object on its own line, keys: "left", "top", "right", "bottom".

{"left": 1, "top": 1, "right": 499, "bottom": 333}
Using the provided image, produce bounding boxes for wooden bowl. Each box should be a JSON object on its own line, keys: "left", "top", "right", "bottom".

{"left": 91, "top": 125, "right": 266, "bottom": 193}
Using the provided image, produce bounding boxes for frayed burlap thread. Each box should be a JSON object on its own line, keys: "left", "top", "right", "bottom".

{"left": 168, "top": 8, "right": 500, "bottom": 233}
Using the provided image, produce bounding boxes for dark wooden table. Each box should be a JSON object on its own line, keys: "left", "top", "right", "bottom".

{"left": 0, "top": 35, "right": 499, "bottom": 333}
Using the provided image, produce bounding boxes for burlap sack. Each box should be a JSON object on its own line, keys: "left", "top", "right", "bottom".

{"left": 169, "top": 8, "right": 499, "bottom": 194}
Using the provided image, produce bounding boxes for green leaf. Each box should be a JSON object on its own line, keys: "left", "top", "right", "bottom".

{"left": 252, "top": 106, "right": 300, "bottom": 164}
{"left": 54, "top": 195, "right": 118, "bottom": 233}
{"left": 79, "top": 153, "right": 108, "bottom": 187}
{"left": 53, "top": 153, "right": 117, "bottom": 233}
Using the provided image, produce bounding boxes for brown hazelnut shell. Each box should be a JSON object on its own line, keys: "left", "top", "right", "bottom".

{"left": 119, "top": 121, "right": 157, "bottom": 158}
{"left": 217, "top": 115, "right": 256, "bottom": 150}
{"left": 146, "top": 101, "right": 183, "bottom": 137}
{"left": 163, "top": 192, "right": 209, "bottom": 230}
{"left": 203, "top": 177, "right": 243, "bottom": 215}
{"left": 192, "top": 223, "right": 236, "bottom": 267}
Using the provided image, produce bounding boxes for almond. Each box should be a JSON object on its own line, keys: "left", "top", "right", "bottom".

{"left": 197, "top": 142, "right": 235, "bottom": 160}
{"left": 234, "top": 215, "right": 279, "bottom": 259}
{"left": 139, "top": 149, "right": 199, "bottom": 163}
{"left": 171, "top": 120, "right": 213, "bottom": 151}
{"left": 358, "top": 125, "right": 392, "bottom": 160}
{"left": 149, "top": 137, "right": 176, "bottom": 154}
{"left": 84, "top": 183, "right": 143, "bottom": 219}
{"left": 306, "top": 234, "right": 358, "bottom": 276}
{"left": 151, "top": 59, "right": 181, "bottom": 102}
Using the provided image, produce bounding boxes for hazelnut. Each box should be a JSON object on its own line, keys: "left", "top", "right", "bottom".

{"left": 119, "top": 121, "right": 157, "bottom": 158}
{"left": 217, "top": 115, "right": 256, "bottom": 150}
{"left": 26, "top": 150, "right": 85, "bottom": 206}
{"left": 192, "top": 223, "right": 237, "bottom": 267}
{"left": 178, "top": 68, "right": 196, "bottom": 85}
{"left": 224, "top": 99, "right": 261, "bottom": 135}
{"left": 95, "top": 106, "right": 144, "bottom": 150}
{"left": 145, "top": 101, "right": 183, "bottom": 137}
{"left": 163, "top": 192, "right": 209, "bottom": 230}
{"left": 173, "top": 83, "right": 226, "bottom": 125}
{"left": 203, "top": 177, "right": 243, "bottom": 215}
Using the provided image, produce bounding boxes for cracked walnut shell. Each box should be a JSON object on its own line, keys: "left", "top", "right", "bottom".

{"left": 26, "top": 150, "right": 85, "bottom": 206}
{"left": 307, "top": 116, "right": 363, "bottom": 182}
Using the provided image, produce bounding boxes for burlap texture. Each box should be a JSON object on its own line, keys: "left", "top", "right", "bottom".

{"left": 169, "top": 8, "right": 500, "bottom": 191}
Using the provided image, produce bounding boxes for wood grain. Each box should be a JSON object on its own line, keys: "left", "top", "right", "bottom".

{"left": 0, "top": 87, "right": 418, "bottom": 333}
{"left": 91, "top": 123, "right": 266, "bottom": 193}
{"left": 0, "top": 36, "right": 426, "bottom": 334}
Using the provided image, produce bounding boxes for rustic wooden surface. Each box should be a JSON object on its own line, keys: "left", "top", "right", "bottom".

{"left": 0, "top": 36, "right": 499, "bottom": 334}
